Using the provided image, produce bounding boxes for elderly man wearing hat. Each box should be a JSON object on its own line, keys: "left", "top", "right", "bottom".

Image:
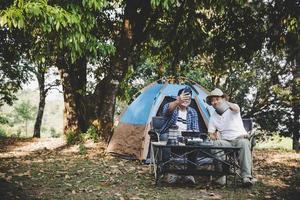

{"left": 206, "top": 88, "right": 255, "bottom": 186}
{"left": 160, "top": 86, "right": 199, "bottom": 184}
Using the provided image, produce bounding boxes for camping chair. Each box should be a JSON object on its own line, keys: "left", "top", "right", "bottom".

{"left": 148, "top": 116, "right": 165, "bottom": 142}
{"left": 242, "top": 118, "right": 256, "bottom": 151}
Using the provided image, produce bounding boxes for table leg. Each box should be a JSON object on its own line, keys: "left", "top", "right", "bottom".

{"left": 150, "top": 143, "right": 154, "bottom": 173}
{"left": 153, "top": 145, "right": 163, "bottom": 186}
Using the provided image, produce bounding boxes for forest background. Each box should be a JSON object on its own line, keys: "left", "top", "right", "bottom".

{"left": 0, "top": 0, "right": 299, "bottom": 150}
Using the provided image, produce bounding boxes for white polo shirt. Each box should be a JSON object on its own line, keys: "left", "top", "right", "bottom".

{"left": 208, "top": 105, "right": 247, "bottom": 140}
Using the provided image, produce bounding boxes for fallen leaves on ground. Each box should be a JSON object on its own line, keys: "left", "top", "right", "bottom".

{"left": 0, "top": 138, "right": 299, "bottom": 200}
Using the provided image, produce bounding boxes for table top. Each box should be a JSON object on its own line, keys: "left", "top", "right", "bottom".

{"left": 151, "top": 141, "right": 241, "bottom": 150}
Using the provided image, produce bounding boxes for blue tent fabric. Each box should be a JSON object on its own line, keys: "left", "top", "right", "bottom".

{"left": 120, "top": 83, "right": 210, "bottom": 125}
{"left": 107, "top": 82, "right": 212, "bottom": 160}
{"left": 120, "top": 84, "right": 163, "bottom": 124}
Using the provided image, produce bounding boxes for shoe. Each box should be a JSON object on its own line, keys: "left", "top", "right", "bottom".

{"left": 184, "top": 175, "right": 196, "bottom": 184}
{"left": 165, "top": 173, "right": 178, "bottom": 184}
{"left": 243, "top": 177, "right": 254, "bottom": 187}
{"left": 251, "top": 177, "right": 258, "bottom": 183}
{"left": 215, "top": 176, "right": 226, "bottom": 186}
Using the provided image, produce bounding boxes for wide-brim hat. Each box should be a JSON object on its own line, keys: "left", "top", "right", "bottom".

{"left": 206, "top": 88, "right": 226, "bottom": 105}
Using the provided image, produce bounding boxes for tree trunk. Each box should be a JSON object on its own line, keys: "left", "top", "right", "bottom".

{"left": 212, "top": 75, "right": 221, "bottom": 88}
{"left": 33, "top": 70, "right": 46, "bottom": 138}
{"left": 58, "top": 58, "right": 81, "bottom": 135}
{"left": 93, "top": 1, "right": 154, "bottom": 142}
{"left": 95, "top": 1, "right": 137, "bottom": 142}
{"left": 292, "top": 54, "right": 300, "bottom": 151}
{"left": 73, "top": 57, "right": 88, "bottom": 132}
{"left": 169, "top": 1, "right": 186, "bottom": 77}
{"left": 95, "top": 77, "right": 119, "bottom": 142}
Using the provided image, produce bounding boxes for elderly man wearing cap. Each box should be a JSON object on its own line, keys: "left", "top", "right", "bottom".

{"left": 206, "top": 88, "right": 255, "bottom": 186}
{"left": 160, "top": 86, "right": 199, "bottom": 184}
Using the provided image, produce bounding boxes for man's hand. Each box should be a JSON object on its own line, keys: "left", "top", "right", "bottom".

{"left": 209, "top": 132, "right": 220, "bottom": 140}
{"left": 168, "top": 92, "right": 191, "bottom": 113}
{"left": 176, "top": 92, "right": 191, "bottom": 105}
{"left": 225, "top": 101, "right": 240, "bottom": 113}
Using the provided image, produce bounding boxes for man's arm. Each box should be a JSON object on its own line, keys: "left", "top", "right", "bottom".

{"left": 166, "top": 92, "right": 190, "bottom": 113}
{"left": 208, "top": 118, "right": 220, "bottom": 140}
{"left": 226, "top": 101, "right": 240, "bottom": 113}
{"left": 191, "top": 109, "right": 199, "bottom": 131}
{"left": 167, "top": 99, "right": 180, "bottom": 113}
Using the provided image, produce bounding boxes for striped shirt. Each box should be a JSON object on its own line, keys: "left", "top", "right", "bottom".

{"left": 160, "top": 103, "right": 200, "bottom": 134}
{"left": 176, "top": 109, "right": 187, "bottom": 130}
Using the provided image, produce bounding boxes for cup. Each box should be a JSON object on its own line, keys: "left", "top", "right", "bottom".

{"left": 167, "top": 129, "right": 180, "bottom": 145}
{"left": 215, "top": 101, "right": 229, "bottom": 115}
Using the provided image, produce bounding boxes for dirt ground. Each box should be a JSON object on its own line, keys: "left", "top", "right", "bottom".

{"left": 0, "top": 138, "right": 299, "bottom": 200}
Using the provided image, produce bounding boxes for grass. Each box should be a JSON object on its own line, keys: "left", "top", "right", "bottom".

{"left": 0, "top": 139, "right": 299, "bottom": 200}
{"left": 256, "top": 134, "right": 293, "bottom": 150}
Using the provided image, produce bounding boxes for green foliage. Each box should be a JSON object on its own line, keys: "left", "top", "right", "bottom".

{"left": 13, "top": 101, "right": 36, "bottom": 123}
{"left": 82, "top": 0, "right": 108, "bottom": 10}
{"left": 0, "top": 28, "right": 32, "bottom": 106}
{"left": 0, "top": 0, "right": 113, "bottom": 63}
{"left": 85, "top": 126, "right": 99, "bottom": 142}
{"left": 139, "top": 0, "right": 265, "bottom": 80}
{"left": 151, "top": 0, "right": 178, "bottom": 10}
{"left": 0, "top": 115, "right": 9, "bottom": 125}
{"left": 266, "top": 0, "right": 300, "bottom": 50}
{"left": 180, "top": 61, "right": 213, "bottom": 90}
{"left": 50, "top": 127, "right": 60, "bottom": 138}
{"left": 79, "top": 143, "right": 87, "bottom": 155}
{"left": 66, "top": 126, "right": 98, "bottom": 144}
{"left": 218, "top": 49, "right": 295, "bottom": 138}
{"left": 78, "top": 126, "right": 99, "bottom": 142}
{"left": 0, "top": 128, "right": 7, "bottom": 138}
{"left": 10, "top": 129, "right": 22, "bottom": 138}
{"left": 0, "top": 0, "right": 298, "bottom": 145}
{"left": 13, "top": 100, "right": 36, "bottom": 136}
{"left": 66, "top": 130, "right": 79, "bottom": 145}
{"left": 119, "top": 58, "right": 160, "bottom": 102}
{"left": 150, "top": 0, "right": 248, "bottom": 10}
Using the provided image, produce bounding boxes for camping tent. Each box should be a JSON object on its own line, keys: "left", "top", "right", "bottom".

{"left": 107, "top": 81, "right": 213, "bottom": 160}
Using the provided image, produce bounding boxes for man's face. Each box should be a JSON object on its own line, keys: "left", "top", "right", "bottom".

{"left": 180, "top": 93, "right": 191, "bottom": 108}
{"left": 210, "top": 96, "right": 223, "bottom": 108}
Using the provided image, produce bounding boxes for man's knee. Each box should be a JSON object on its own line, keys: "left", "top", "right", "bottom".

{"left": 160, "top": 133, "right": 168, "bottom": 141}
{"left": 213, "top": 140, "right": 222, "bottom": 146}
{"left": 213, "top": 140, "right": 232, "bottom": 147}
{"left": 237, "top": 138, "right": 250, "bottom": 148}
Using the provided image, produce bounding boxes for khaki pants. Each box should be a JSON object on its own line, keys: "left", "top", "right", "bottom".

{"left": 213, "top": 139, "right": 252, "bottom": 178}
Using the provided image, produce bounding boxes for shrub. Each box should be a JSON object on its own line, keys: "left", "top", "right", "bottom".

{"left": 0, "top": 128, "right": 7, "bottom": 138}
{"left": 79, "top": 144, "right": 87, "bottom": 155}
{"left": 16, "top": 129, "right": 21, "bottom": 138}
{"left": 85, "top": 126, "right": 99, "bottom": 142}
{"left": 66, "top": 131, "right": 79, "bottom": 145}
{"left": 66, "top": 126, "right": 99, "bottom": 145}
{"left": 0, "top": 116, "right": 9, "bottom": 124}
{"left": 50, "top": 127, "right": 60, "bottom": 138}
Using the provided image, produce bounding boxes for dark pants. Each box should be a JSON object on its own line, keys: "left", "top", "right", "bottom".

{"left": 160, "top": 133, "right": 197, "bottom": 170}
{"left": 160, "top": 133, "right": 171, "bottom": 162}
